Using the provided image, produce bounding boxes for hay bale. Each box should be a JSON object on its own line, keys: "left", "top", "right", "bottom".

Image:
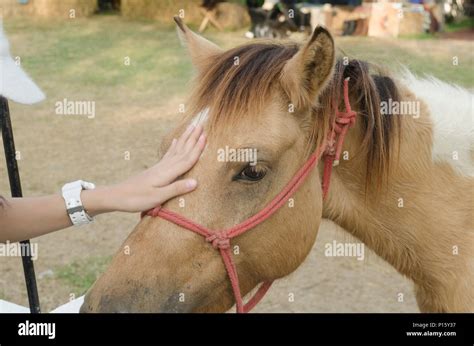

{"left": 0, "top": 0, "right": 36, "bottom": 17}
{"left": 398, "top": 5, "right": 430, "bottom": 36}
{"left": 121, "top": 0, "right": 203, "bottom": 24}
{"left": 34, "top": 0, "right": 97, "bottom": 18}
{"left": 214, "top": 2, "right": 250, "bottom": 30}
{"left": 0, "top": 0, "right": 96, "bottom": 18}
{"left": 399, "top": 11, "right": 426, "bottom": 36}
{"left": 121, "top": 0, "right": 249, "bottom": 30}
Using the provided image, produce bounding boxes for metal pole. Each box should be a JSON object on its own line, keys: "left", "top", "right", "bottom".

{"left": 0, "top": 96, "right": 41, "bottom": 313}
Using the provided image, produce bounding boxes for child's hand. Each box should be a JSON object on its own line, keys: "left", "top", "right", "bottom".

{"left": 0, "top": 125, "right": 206, "bottom": 242}
{"left": 88, "top": 125, "right": 206, "bottom": 214}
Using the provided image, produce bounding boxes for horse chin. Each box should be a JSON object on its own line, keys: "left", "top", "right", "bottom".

{"left": 79, "top": 295, "right": 231, "bottom": 313}
{"left": 79, "top": 280, "right": 238, "bottom": 313}
{"left": 79, "top": 292, "right": 197, "bottom": 313}
{"left": 79, "top": 276, "right": 235, "bottom": 313}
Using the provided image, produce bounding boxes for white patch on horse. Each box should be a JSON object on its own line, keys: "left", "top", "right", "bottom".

{"left": 400, "top": 70, "right": 473, "bottom": 176}
{"left": 191, "top": 107, "right": 209, "bottom": 157}
{"left": 191, "top": 107, "right": 209, "bottom": 127}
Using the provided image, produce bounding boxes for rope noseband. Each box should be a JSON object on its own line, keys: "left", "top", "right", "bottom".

{"left": 142, "top": 79, "right": 356, "bottom": 313}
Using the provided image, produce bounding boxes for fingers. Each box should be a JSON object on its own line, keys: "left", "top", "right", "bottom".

{"left": 158, "top": 179, "right": 197, "bottom": 203}
{"left": 175, "top": 124, "right": 197, "bottom": 153}
{"left": 155, "top": 125, "right": 206, "bottom": 188}
{"left": 183, "top": 125, "right": 203, "bottom": 153}
{"left": 163, "top": 138, "right": 177, "bottom": 158}
{"left": 176, "top": 125, "right": 202, "bottom": 153}
{"left": 180, "top": 133, "right": 206, "bottom": 171}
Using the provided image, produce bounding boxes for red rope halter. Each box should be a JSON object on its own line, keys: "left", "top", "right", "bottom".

{"left": 142, "top": 78, "right": 356, "bottom": 313}
{"left": 322, "top": 78, "right": 357, "bottom": 199}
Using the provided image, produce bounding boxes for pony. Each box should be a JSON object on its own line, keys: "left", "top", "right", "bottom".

{"left": 80, "top": 18, "right": 473, "bottom": 313}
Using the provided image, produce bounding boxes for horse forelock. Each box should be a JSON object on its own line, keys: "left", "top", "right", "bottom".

{"left": 185, "top": 42, "right": 299, "bottom": 131}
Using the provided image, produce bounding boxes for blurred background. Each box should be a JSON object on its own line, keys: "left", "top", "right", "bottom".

{"left": 3, "top": 0, "right": 472, "bottom": 39}
{"left": 0, "top": 0, "right": 472, "bottom": 312}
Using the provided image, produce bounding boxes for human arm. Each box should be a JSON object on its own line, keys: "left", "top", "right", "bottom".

{"left": 0, "top": 125, "right": 206, "bottom": 243}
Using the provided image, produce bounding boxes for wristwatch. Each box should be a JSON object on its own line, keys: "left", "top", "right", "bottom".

{"left": 61, "top": 180, "right": 96, "bottom": 226}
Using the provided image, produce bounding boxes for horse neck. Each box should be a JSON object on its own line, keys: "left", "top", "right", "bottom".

{"left": 320, "top": 86, "right": 459, "bottom": 285}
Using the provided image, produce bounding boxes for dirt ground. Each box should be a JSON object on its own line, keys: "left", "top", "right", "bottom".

{"left": 1, "top": 16, "right": 471, "bottom": 313}
{"left": 439, "top": 28, "right": 474, "bottom": 40}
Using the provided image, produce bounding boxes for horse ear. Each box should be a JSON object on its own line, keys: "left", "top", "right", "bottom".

{"left": 280, "top": 26, "right": 335, "bottom": 109}
{"left": 173, "top": 16, "right": 223, "bottom": 71}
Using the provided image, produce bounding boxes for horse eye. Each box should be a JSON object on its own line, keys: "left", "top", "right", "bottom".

{"left": 234, "top": 165, "right": 267, "bottom": 182}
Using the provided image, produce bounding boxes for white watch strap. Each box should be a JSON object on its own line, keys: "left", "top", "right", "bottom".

{"left": 61, "top": 180, "right": 95, "bottom": 226}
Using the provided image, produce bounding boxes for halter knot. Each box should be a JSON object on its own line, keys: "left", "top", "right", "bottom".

{"left": 324, "top": 138, "right": 336, "bottom": 157}
{"left": 205, "top": 232, "right": 231, "bottom": 250}
{"left": 334, "top": 111, "right": 356, "bottom": 133}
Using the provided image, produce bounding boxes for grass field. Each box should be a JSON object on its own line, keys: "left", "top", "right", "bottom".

{"left": 0, "top": 15, "right": 472, "bottom": 312}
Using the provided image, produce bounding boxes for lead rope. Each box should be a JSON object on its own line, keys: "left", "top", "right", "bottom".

{"left": 142, "top": 78, "right": 356, "bottom": 313}
{"left": 322, "top": 78, "right": 357, "bottom": 199}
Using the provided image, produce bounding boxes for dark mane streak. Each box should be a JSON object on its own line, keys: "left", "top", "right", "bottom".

{"left": 186, "top": 42, "right": 400, "bottom": 193}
